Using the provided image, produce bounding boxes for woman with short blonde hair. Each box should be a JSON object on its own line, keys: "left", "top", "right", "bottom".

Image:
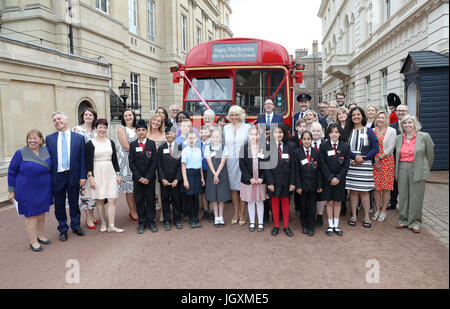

{"left": 365, "top": 104, "right": 378, "bottom": 129}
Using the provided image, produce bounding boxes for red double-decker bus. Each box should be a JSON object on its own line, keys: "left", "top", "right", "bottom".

{"left": 171, "top": 38, "right": 303, "bottom": 128}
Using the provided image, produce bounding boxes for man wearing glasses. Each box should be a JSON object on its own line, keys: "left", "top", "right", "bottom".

{"left": 168, "top": 104, "right": 180, "bottom": 125}
{"left": 256, "top": 98, "right": 284, "bottom": 129}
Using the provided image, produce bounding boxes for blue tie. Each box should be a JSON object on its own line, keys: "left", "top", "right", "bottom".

{"left": 61, "top": 132, "right": 69, "bottom": 170}
{"left": 266, "top": 114, "right": 271, "bottom": 127}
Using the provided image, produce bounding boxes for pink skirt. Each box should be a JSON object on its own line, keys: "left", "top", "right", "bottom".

{"left": 240, "top": 183, "right": 268, "bottom": 202}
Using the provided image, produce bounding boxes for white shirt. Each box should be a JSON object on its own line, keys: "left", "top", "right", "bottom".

{"left": 330, "top": 140, "right": 339, "bottom": 149}
{"left": 57, "top": 129, "right": 71, "bottom": 172}
{"left": 312, "top": 139, "right": 322, "bottom": 150}
{"left": 303, "top": 146, "right": 311, "bottom": 155}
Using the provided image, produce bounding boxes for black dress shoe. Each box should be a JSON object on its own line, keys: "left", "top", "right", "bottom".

{"left": 73, "top": 228, "right": 86, "bottom": 236}
{"left": 334, "top": 227, "right": 343, "bottom": 236}
{"left": 175, "top": 222, "right": 183, "bottom": 229}
{"left": 189, "top": 220, "right": 196, "bottom": 228}
{"left": 316, "top": 215, "right": 323, "bottom": 227}
{"left": 164, "top": 223, "right": 171, "bottom": 231}
{"left": 137, "top": 224, "right": 146, "bottom": 234}
{"left": 59, "top": 232, "right": 68, "bottom": 241}
{"left": 284, "top": 227, "right": 294, "bottom": 237}
{"left": 271, "top": 227, "right": 279, "bottom": 236}
{"left": 325, "top": 227, "right": 334, "bottom": 236}
{"left": 148, "top": 223, "right": 158, "bottom": 232}
{"left": 302, "top": 227, "right": 308, "bottom": 234}
{"left": 195, "top": 218, "right": 202, "bottom": 228}
{"left": 30, "top": 244, "right": 43, "bottom": 252}
{"left": 37, "top": 238, "right": 51, "bottom": 245}
{"left": 308, "top": 230, "right": 315, "bottom": 237}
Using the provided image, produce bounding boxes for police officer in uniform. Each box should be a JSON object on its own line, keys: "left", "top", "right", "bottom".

{"left": 293, "top": 93, "right": 311, "bottom": 135}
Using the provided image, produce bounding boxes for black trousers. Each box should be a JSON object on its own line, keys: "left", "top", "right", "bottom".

{"left": 390, "top": 178, "right": 399, "bottom": 207}
{"left": 185, "top": 194, "right": 199, "bottom": 221}
{"left": 294, "top": 191, "right": 301, "bottom": 211}
{"left": 160, "top": 182, "right": 181, "bottom": 224}
{"left": 134, "top": 181, "right": 156, "bottom": 225}
{"left": 299, "top": 190, "right": 317, "bottom": 232}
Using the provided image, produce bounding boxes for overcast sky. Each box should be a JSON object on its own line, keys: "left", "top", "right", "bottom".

{"left": 229, "top": 0, "right": 323, "bottom": 56}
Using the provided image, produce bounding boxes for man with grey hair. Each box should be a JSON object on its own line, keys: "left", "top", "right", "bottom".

{"left": 168, "top": 104, "right": 180, "bottom": 125}
{"left": 46, "top": 112, "right": 87, "bottom": 241}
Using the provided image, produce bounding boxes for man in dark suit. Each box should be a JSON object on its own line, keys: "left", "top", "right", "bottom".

{"left": 46, "top": 112, "right": 86, "bottom": 241}
{"left": 256, "top": 99, "right": 284, "bottom": 129}
{"left": 128, "top": 119, "right": 158, "bottom": 234}
{"left": 292, "top": 93, "right": 311, "bottom": 135}
{"left": 157, "top": 123, "right": 183, "bottom": 230}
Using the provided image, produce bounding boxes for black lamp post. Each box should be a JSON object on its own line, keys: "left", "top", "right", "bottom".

{"left": 118, "top": 79, "right": 130, "bottom": 110}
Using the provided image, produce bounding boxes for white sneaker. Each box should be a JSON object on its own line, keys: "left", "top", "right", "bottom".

{"left": 377, "top": 212, "right": 386, "bottom": 222}
{"left": 371, "top": 211, "right": 380, "bottom": 221}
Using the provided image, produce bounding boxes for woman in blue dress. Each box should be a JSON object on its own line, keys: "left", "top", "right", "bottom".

{"left": 8, "top": 129, "right": 53, "bottom": 252}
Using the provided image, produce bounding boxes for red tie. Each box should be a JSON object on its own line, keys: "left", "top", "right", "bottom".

{"left": 314, "top": 141, "right": 318, "bottom": 151}
{"left": 333, "top": 143, "right": 337, "bottom": 158}
{"left": 306, "top": 149, "right": 310, "bottom": 164}
{"left": 278, "top": 142, "right": 282, "bottom": 159}
{"left": 139, "top": 142, "right": 145, "bottom": 154}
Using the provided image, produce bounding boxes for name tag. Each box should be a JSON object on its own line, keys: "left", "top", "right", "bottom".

{"left": 210, "top": 151, "right": 216, "bottom": 157}
{"left": 301, "top": 158, "right": 308, "bottom": 165}
{"left": 163, "top": 148, "right": 170, "bottom": 154}
{"left": 136, "top": 147, "right": 143, "bottom": 152}
{"left": 281, "top": 153, "right": 289, "bottom": 159}
{"left": 257, "top": 153, "right": 265, "bottom": 159}
{"left": 328, "top": 150, "right": 336, "bottom": 156}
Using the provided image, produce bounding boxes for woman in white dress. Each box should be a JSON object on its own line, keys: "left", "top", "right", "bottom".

{"left": 117, "top": 108, "right": 138, "bottom": 221}
{"left": 223, "top": 105, "right": 250, "bottom": 225}
{"left": 85, "top": 119, "right": 124, "bottom": 233}
{"left": 72, "top": 107, "right": 98, "bottom": 229}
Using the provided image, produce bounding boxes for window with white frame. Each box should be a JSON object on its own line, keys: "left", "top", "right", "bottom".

{"left": 365, "top": 75, "right": 371, "bottom": 105}
{"left": 196, "top": 27, "right": 201, "bottom": 46}
{"left": 381, "top": 69, "right": 388, "bottom": 107}
{"left": 149, "top": 78, "right": 157, "bottom": 111}
{"left": 96, "top": 0, "right": 109, "bottom": 14}
{"left": 148, "top": 0, "right": 155, "bottom": 42}
{"left": 130, "top": 73, "right": 140, "bottom": 112}
{"left": 181, "top": 15, "right": 187, "bottom": 52}
{"left": 129, "top": 0, "right": 138, "bottom": 34}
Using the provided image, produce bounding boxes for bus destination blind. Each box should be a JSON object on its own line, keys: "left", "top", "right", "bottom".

{"left": 211, "top": 43, "right": 258, "bottom": 62}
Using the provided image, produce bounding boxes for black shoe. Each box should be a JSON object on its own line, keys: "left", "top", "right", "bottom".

{"left": 334, "top": 227, "right": 343, "bottom": 236}
{"left": 59, "top": 232, "right": 68, "bottom": 241}
{"left": 257, "top": 224, "right": 264, "bottom": 232}
{"left": 195, "top": 218, "right": 202, "bottom": 228}
{"left": 271, "top": 227, "right": 279, "bottom": 236}
{"left": 175, "top": 222, "right": 183, "bottom": 229}
{"left": 189, "top": 220, "right": 196, "bottom": 228}
{"left": 249, "top": 223, "right": 256, "bottom": 232}
{"left": 284, "top": 227, "right": 294, "bottom": 237}
{"left": 387, "top": 202, "right": 397, "bottom": 210}
{"left": 37, "top": 238, "right": 51, "bottom": 245}
{"left": 164, "top": 223, "right": 171, "bottom": 231}
{"left": 302, "top": 227, "right": 308, "bottom": 234}
{"left": 148, "top": 223, "right": 158, "bottom": 232}
{"left": 326, "top": 227, "right": 334, "bottom": 236}
{"left": 137, "top": 224, "right": 146, "bottom": 234}
{"left": 73, "top": 228, "right": 86, "bottom": 236}
{"left": 316, "top": 215, "right": 323, "bottom": 227}
{"left": 308, "top": 229, "right": 315, "bottom": 236}
{"left": 201, "top": 211, "right": 209, "bottom": 221}
{"left": 29, "top": 244, "right": 43, "bottom": 252}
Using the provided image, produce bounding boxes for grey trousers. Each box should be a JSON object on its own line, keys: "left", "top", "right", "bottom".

{"left": 397, "top": 162, "right": 425, "bottom": 229}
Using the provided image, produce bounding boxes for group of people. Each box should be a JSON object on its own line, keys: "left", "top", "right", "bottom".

{"left": 8, "top": 92, "right": 435, "bottom": 252}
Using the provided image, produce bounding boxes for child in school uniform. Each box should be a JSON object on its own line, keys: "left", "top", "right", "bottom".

{"left": 181, "top": 130, "right": 205, "bottom": 228}
{"left": 199, "top": 125, "right": 213, "bottom": 223}
{"left": 311, "top": 121, "right": 326, "bottom": 227}
{"left": 240, "top": 126, "right": 268, "bottom": 232}
{"left": 265, "top": 123, "right": 295, "bottom": 237}
{"left": 293, "top": 130, "right": 323, "bottom": 237}
{"left": 262, "top": 126, "right": 272, "bottom": 224}
{"left": 128, "top": 119, "right": 158, "bottom": 234}
{"left": 320, "top": 123, "right": 350, "bottom": 236}
{"left": 205, "top": 128, "right": 231, "bottom": 227}
{"left": 157, "top": 123, "right": 183, "bottom": 230}
{"left": 289, "top": 118, "right": 308, "bottom": 218}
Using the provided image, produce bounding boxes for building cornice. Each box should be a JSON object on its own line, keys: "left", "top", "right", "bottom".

{"left": 321, "top": 0, "right": 348, "bottom": 44}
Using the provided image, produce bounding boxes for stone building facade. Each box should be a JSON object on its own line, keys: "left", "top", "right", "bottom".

{"left": 318, "top": 0, "right": 449, "bottom": 112}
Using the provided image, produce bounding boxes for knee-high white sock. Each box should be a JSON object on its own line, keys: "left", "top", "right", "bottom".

{"left": 247, "top": 201, "right": 256, "bottom": 224}
{"left": 256, "top": 201, "right": 264, "bottom": 224}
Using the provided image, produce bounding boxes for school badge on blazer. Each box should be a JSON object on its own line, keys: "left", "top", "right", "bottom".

{"left": 338, "top": 156, "right": 345, "bottom": 165}
{"left": 309, "top": 158, "right": 318, "bottom": 169}
{"left": 145, "top": 151, "right": 152, "bottom": 158}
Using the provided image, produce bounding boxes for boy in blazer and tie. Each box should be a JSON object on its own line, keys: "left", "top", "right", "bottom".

{"left": 157, "top": 123, "right": 183, "bottom": 230}
{"left": 128, "top": 119, "right": 158, "bottom": 234}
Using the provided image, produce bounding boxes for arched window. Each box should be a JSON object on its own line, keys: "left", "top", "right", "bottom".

{"left": 77, "top": 99, "right": 95, "bottom": 125}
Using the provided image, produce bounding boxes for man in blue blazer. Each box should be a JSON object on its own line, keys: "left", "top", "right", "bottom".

{"left": 256, "top": 99, "right": 284, "bottom": 129}
{"left": 46, "top": 112, "right": 87, "bottom": 241}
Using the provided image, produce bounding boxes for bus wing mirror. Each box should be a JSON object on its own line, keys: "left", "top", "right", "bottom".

{"left": 295, "top": 71, "right": 303, "bottom": 84}
{"left": 173, "top": 71, "right": 181, "bottom": 83}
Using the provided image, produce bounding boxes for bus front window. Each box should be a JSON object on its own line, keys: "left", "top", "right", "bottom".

{"left": 185, "top": 77, "right": 232, "bottom": 115}
{"left": 235, "top": 69, "right": 287, "bottom": 116}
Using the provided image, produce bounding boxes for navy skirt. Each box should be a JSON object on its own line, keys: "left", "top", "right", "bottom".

{"left": 182, "top": 168, "right": 202, "bottom": 196}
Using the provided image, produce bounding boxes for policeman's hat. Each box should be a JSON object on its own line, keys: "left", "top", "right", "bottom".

{"left": 297, "top": 93, "right": 311, "bottom": 102}
{"left": 387, "top": 93, "right": 401, "bottom": 107}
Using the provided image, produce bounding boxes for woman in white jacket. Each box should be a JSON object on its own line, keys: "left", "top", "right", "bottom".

{"left": 372, "top": 111, "right": 397, "bottom": 222}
